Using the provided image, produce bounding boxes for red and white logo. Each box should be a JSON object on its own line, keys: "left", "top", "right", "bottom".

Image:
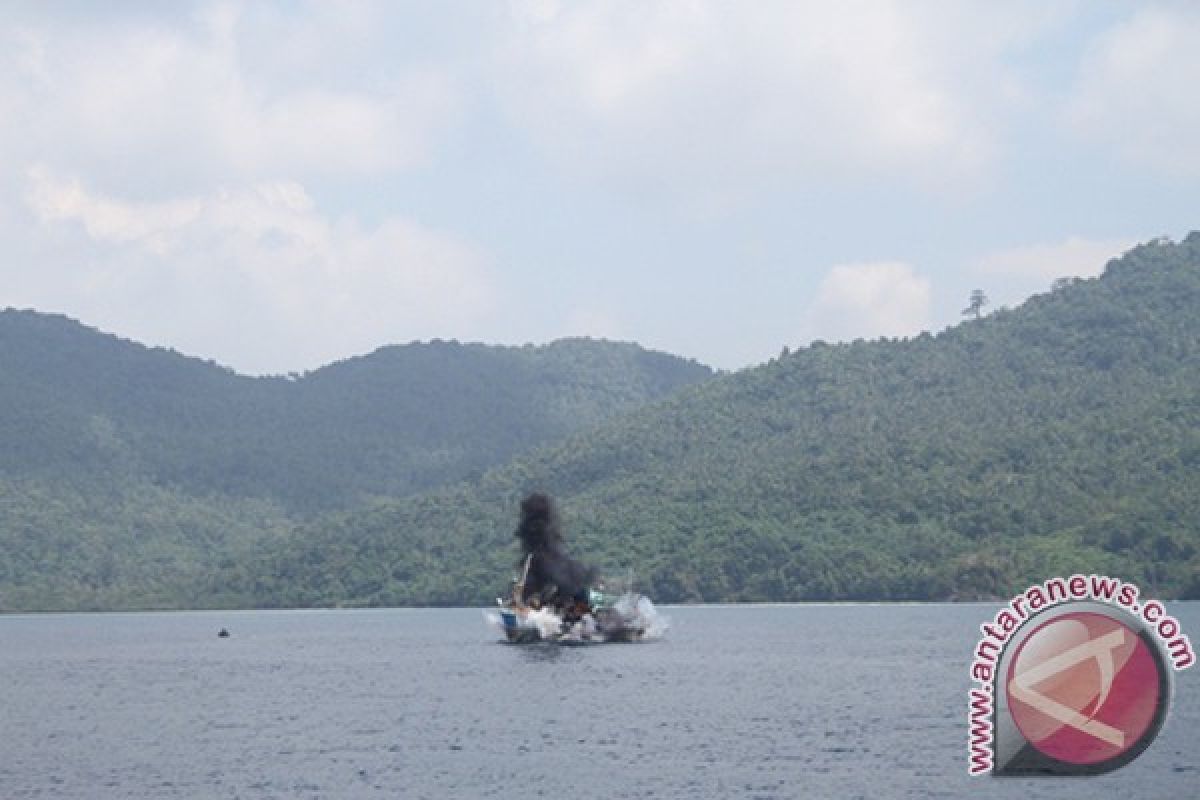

{"left": 1006, "top": 611, "right": 1163, "bottom": 767}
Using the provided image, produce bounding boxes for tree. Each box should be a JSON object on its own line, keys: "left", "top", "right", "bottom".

{"left": 963, "top": 289, "right": 987, "bottom": 319}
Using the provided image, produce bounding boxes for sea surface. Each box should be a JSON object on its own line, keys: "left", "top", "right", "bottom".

{"left": 1, "top": 604, "right": 1196, "bottom": 799}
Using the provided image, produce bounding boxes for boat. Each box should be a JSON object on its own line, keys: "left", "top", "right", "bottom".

{"left": 485, "top": 556, "right": 665, "bottom": 644}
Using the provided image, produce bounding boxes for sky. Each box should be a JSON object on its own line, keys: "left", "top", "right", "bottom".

{"left": 3, "top": 1, "right": 1199, "bottom": 375}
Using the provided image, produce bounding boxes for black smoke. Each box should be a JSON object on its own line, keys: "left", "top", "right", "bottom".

{"left": 514, "top": 493, "right": 596, "bottom": 607}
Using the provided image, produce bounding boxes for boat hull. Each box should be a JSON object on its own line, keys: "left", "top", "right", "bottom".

{"left": 485, "top": 596, "right": 659, "bottom": 644}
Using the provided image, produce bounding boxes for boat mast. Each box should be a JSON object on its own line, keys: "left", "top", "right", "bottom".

{"left": 513, "top": 553, "right": 533, "bottom": 608}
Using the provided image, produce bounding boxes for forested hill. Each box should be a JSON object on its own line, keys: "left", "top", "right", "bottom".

{"left": 0, "top": 319, "right": 712, "bottom": 610}
{"left": 250, "top": 234, "right": 1200, "bottom": 607}
{"left": 0, "top": 314, "right": 712, "bottom": 510}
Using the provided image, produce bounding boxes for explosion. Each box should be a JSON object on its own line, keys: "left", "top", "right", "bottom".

{"left": 485, "top": 493, "right": 667, "bottom": 644}
{"left": 513, "top": 492, "right": 596, "bottom": 609}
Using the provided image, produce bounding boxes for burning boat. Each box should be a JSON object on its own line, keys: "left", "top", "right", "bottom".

{"left": 484, "top": 493, "right": 667, "bottom": 644}
{"left": 487, "top": 560, "right": 664, "bottom": 644}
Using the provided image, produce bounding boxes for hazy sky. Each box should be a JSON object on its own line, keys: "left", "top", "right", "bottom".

{"left": 3, "top": 1, "right": 1198, "bottom": 374}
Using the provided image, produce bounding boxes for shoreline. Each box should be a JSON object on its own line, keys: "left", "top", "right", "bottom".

{"left": 4, "top": 599, "right": 1200, "bottom": 617}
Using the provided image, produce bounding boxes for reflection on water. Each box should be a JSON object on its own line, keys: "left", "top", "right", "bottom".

{"left": 510, "top": 640, "right": 576, "bottom": 663}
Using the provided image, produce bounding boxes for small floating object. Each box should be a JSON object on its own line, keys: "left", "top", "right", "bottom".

{"left": 217, "top": 628, "right": 231, "bottom": 638}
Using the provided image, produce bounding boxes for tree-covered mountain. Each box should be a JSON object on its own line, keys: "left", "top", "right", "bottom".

{"left": 243, "top": 234, "right": 1200, "bottom": 608}
{"left": 0, "top": 318, "right": 712, "bottom": 609}
{"left": 0, "top": 313, "right": 712, "bottom": 510}
{"left": 7, "top": 234, "right": 1200, "bottom": 612}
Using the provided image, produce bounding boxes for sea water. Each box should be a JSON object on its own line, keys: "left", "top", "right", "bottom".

{"left": 1, "top": 604, "right": 1196, "bottom": 799}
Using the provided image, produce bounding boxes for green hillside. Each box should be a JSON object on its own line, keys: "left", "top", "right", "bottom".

{"left": 0, "top": 314, "right": 711, "bottom": 509}
{"left": 244, "top": 235, "right": 1200, "bottom": 608}
{"left": 0, "top": 319, "right": 711, "bottom": 610}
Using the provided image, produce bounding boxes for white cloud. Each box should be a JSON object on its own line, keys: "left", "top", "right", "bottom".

{"left": 26, "top": 166, "right": 203, "bottom": 253}
{"left": 976, "top": 236, "right": 1133, "bottom": 282}
{"left": 0, "top": 2, "right": 1168, "bottom": 375}
{"left": 1067, "top": 6, "right": 1200, "bottom": 175}
{"left": 18, "top": 169, "right": 495, "bottom": 374}
{"left": 807, "top": 262, "right": 932, "bottom": 343}
{"left": 0, "top": 6, "right": 479, "bottom": 373}
{"left": 0, "top": 7, "right": 459, "bottom": 184}
{"left": 495, "top": 1, "right": 1061, "bottom": 199}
